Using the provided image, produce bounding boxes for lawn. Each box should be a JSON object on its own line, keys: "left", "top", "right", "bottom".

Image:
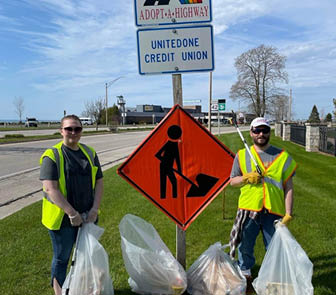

{"left": 0, "top": 131, "right": 335, "bottom": 295}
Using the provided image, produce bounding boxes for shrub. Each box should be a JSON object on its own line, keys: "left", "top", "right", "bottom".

{"left": 4, "top": 134, "right": 24, "bottom": 138}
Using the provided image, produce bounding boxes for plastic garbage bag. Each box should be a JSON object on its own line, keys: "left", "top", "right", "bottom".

{"left": 187, "top": 242, "right": 246, "bottom": 295}
{"left": 62, "top": 223, "right": 114, "bottom": 295}
{"left": 253, "top": 223, "right": 314, "bottom": 295}
{"left": 119, "top": 214, "right": 187, "bottom": 295}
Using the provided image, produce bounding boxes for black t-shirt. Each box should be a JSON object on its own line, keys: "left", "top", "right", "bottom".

{"left": 40, "top": 145, "right": 103, "bottom": 227}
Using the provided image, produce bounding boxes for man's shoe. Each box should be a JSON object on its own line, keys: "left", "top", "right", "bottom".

{"left": 245, "top": 275, "right": 255, "bottom": 294}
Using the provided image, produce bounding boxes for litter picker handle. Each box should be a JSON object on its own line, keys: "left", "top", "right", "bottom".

{"left": 231, "top": 110, "right": 262, "bottom": 175}
{"left": 65, "top": 225, "right": 82, "bottom": 295}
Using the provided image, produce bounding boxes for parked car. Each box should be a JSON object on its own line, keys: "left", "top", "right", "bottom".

{"left": 25, "top": 117, "right": 38, "bottom": 127}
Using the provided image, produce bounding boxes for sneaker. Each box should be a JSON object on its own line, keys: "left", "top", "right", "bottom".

{"left": 245, "top": 275, "right": 255, "bottom": 294}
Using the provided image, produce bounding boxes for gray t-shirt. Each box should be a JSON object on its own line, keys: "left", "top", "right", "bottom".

{"left": 230, "top": 145, "right": 283, "bottom": 178}
{"left": 40, "top": 144, "right": 103, "bottom": 226}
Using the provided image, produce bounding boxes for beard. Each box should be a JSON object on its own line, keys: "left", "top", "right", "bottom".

{"left": 253, "top": 135, "right": 270, "bottom": 147}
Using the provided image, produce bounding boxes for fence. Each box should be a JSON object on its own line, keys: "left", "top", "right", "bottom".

{"left": 290, "top": 125, "right": 306, "bottom": 146}
{"left": 276, "top": 123, "right": 336, "bottom": 156}
{"left": 319, "top": 127, "right": 336, "bottom": 156}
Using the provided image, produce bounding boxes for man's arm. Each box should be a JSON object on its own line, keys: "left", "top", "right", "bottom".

{"left": 230, "top": 175, "right": 245, "bottom": 187}
{"left": 284, "top": 177, "right": 294, "bottom": 216}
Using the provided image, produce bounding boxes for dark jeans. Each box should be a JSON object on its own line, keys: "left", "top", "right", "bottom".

{"left": 48, "top": 226, "right": 78, "bottom": 287}
{"left": 238, "top": 212, "right": 281, "bottom": 271}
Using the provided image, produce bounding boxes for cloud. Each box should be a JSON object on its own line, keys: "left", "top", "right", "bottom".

{"left": 4, "top": 1, "right": 135, "bottom": 92}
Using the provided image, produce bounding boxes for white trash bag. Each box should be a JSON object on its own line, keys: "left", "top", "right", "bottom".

{"left": 253, "top": 224, "right": 314, "bottom": 295}
{"left": 119, "top": 214, "right": 187, "bottom": 295}
{"left": 62, "top": 223, "right": 114, "bottom": 295}
{"left": 187, "top": 242, "right": 246, "bottom": 295}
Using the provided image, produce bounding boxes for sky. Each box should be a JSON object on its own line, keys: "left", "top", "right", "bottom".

{"left": 0, "top": 0, "right": 335, "bottom": 121}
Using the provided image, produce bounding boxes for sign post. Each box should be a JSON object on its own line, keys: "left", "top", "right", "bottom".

{"left": 172, "top": 73, "right": 185, "bottom": 268}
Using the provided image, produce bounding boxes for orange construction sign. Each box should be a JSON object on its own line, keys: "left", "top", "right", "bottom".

{"left": 117, "top": 105, "right": 235, "bottom": 230}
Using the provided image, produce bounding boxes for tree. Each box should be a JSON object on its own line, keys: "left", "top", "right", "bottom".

{"left": 13, "top": 96, "right": 25, "bottom": 124}
{"left": 82, "top": 97, "right": 104, "bottom": 130}
{"left": 98, "top": 104, "right": 120, "bottom": 126}
{"left": 230, "top": 44, "right": 288, "bottom": 116}
{"left": 333, "top": 98, "right": 336, "bottom": 120}
{"left": 266, "top": 94, "right": 289, "bottom": 121}
{"left": 325, "top": 113, "right": 332, "bottom": 122}
{"left": 307, "top": 105, "right": 320, "bottom": 123}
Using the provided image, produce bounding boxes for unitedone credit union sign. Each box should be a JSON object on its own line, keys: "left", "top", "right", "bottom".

{"left": 137, "top": 25, "right": 214, "bottom": 74}
{"left": 134, "top": 0, "right": 212, "bottom": 26}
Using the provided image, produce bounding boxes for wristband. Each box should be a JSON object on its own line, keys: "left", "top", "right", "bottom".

{"left": 69, "top": 212, "right": 79, "bottom": 219}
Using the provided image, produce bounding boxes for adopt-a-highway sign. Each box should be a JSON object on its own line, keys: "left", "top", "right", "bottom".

{"left": 137, "top": 25, "right": 214, "bottom": 75}
{"left": 135, "top": 0, "right": 212, "bottom": 26}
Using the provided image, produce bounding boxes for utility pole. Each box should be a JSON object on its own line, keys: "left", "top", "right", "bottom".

{"left": 172, "top": 73, "right": 185, "bottom": 269}
{"left": 105, "top": 83, "right": 108, "bottom": 127}
{"left": 289, "top": 88, "right": 292, "bottom": 122}
{"left": 105, "top": 77, "right": 123, "bottom": 127}
{"left": 208, "top": 71, "right": 212, "bottom": 132}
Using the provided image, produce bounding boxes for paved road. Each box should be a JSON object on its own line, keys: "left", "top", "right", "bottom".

{"left": 0, "top": 126, "right": 249, "bottom": 220}
{"left": 0, "top": 131, "right": 151, "bottom": 219}
{"left": 0, "top": 126, "right": 141, "bottom": 138}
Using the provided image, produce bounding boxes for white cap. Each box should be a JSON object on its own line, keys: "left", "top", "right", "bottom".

{"left": 250, "top": 117, "right": 270, "bottom": 129}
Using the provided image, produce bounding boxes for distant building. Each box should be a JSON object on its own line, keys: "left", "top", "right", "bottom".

{"left": 122, "top": 104, "right": 255, "bottom": 125}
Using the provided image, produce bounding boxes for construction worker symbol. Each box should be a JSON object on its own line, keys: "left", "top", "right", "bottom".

{"left": 155, "top": 124, "right": 219, "bottom": 199}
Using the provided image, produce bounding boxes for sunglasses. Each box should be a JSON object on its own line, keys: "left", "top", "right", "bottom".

{"left": 252, "top": 127, "right": 270, "bottom": 134}
{"left": 63, "top": 126, "right": 83, "bottom": 133}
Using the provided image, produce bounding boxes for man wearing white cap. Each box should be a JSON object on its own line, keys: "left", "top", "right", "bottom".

{"left": 229, "top": 117, "right": 297, "bottom": 294}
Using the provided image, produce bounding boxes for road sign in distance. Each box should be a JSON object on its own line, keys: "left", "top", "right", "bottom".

{"left": 137, "top": 25, "right": 214, "bottom": 75}
{"left": 210, "top": 103, "right": 218, "bottom": 111}
{"left": 218, "top": 99, "right": 226, "bottom": 112}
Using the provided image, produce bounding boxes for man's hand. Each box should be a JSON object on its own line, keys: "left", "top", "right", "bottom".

{"left": 281, "top": 214, "right": 292, "bottom": 226}
{"left": 69, "top": 212, "right": 83, "bottom": 226}
{"left": 86, "top": 207, "right": 99, "bottom": 223}
{"left": 242, "top": 171, "right": 262, "bottom": 184}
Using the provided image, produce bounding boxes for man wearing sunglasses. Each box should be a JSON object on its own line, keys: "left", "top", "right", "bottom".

{"left": 229, "top": 117, "right": 297, "bottom": 294}
{"left": 39, "top": 114, "right": 103, "bottom": 295}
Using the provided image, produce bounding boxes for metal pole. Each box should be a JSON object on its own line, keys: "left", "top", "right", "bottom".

{"left": 289, "top": 88, "right": 292, "bottom": 122}
{"left": 218, "top": 109, "right": 220, "bottom": 135}
{"left": 172, "top": 73, "right": 186, "bottom": 269}
{"left": 105, "top": 83, "right": 108, "bottom": 127}
{"left": 208, "top": 71, "right": 212, "bottom": 132}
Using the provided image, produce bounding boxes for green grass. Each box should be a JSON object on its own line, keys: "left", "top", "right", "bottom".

{"left": 0, "top": 132, "right": 335, "bottom": 294}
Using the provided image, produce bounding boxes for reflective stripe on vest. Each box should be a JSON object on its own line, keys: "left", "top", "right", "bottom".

{"left": 40, "top": 141, "right": 98, "bottom": 230}
{"left": 238, "top": 146, "right": 297, "bottom": 216}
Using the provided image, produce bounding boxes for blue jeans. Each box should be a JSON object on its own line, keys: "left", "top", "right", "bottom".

{"left": 48, "top": 226, "right": 78, "bottom": 287}
{"left": 238, "top": 211, "right": 281, "bottom": 272}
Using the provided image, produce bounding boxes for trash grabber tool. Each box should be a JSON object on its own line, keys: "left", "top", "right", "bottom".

{"left": 64, "top": 214, "right": 86, "bottom": 295}
{"left": 231, "top": 110, "right": 262, "bottom": 175}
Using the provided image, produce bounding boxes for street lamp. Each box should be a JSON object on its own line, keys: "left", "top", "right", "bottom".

{"left": 105, "top": 76, "right": 122, "bottom": 126}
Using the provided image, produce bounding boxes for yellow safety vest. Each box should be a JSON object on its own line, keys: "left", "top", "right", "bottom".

{"left": 40, "top": 141, "right": 98, "bottom": 230}
{"left": 238, "top": 146, "right": 297, "bottom": 216}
